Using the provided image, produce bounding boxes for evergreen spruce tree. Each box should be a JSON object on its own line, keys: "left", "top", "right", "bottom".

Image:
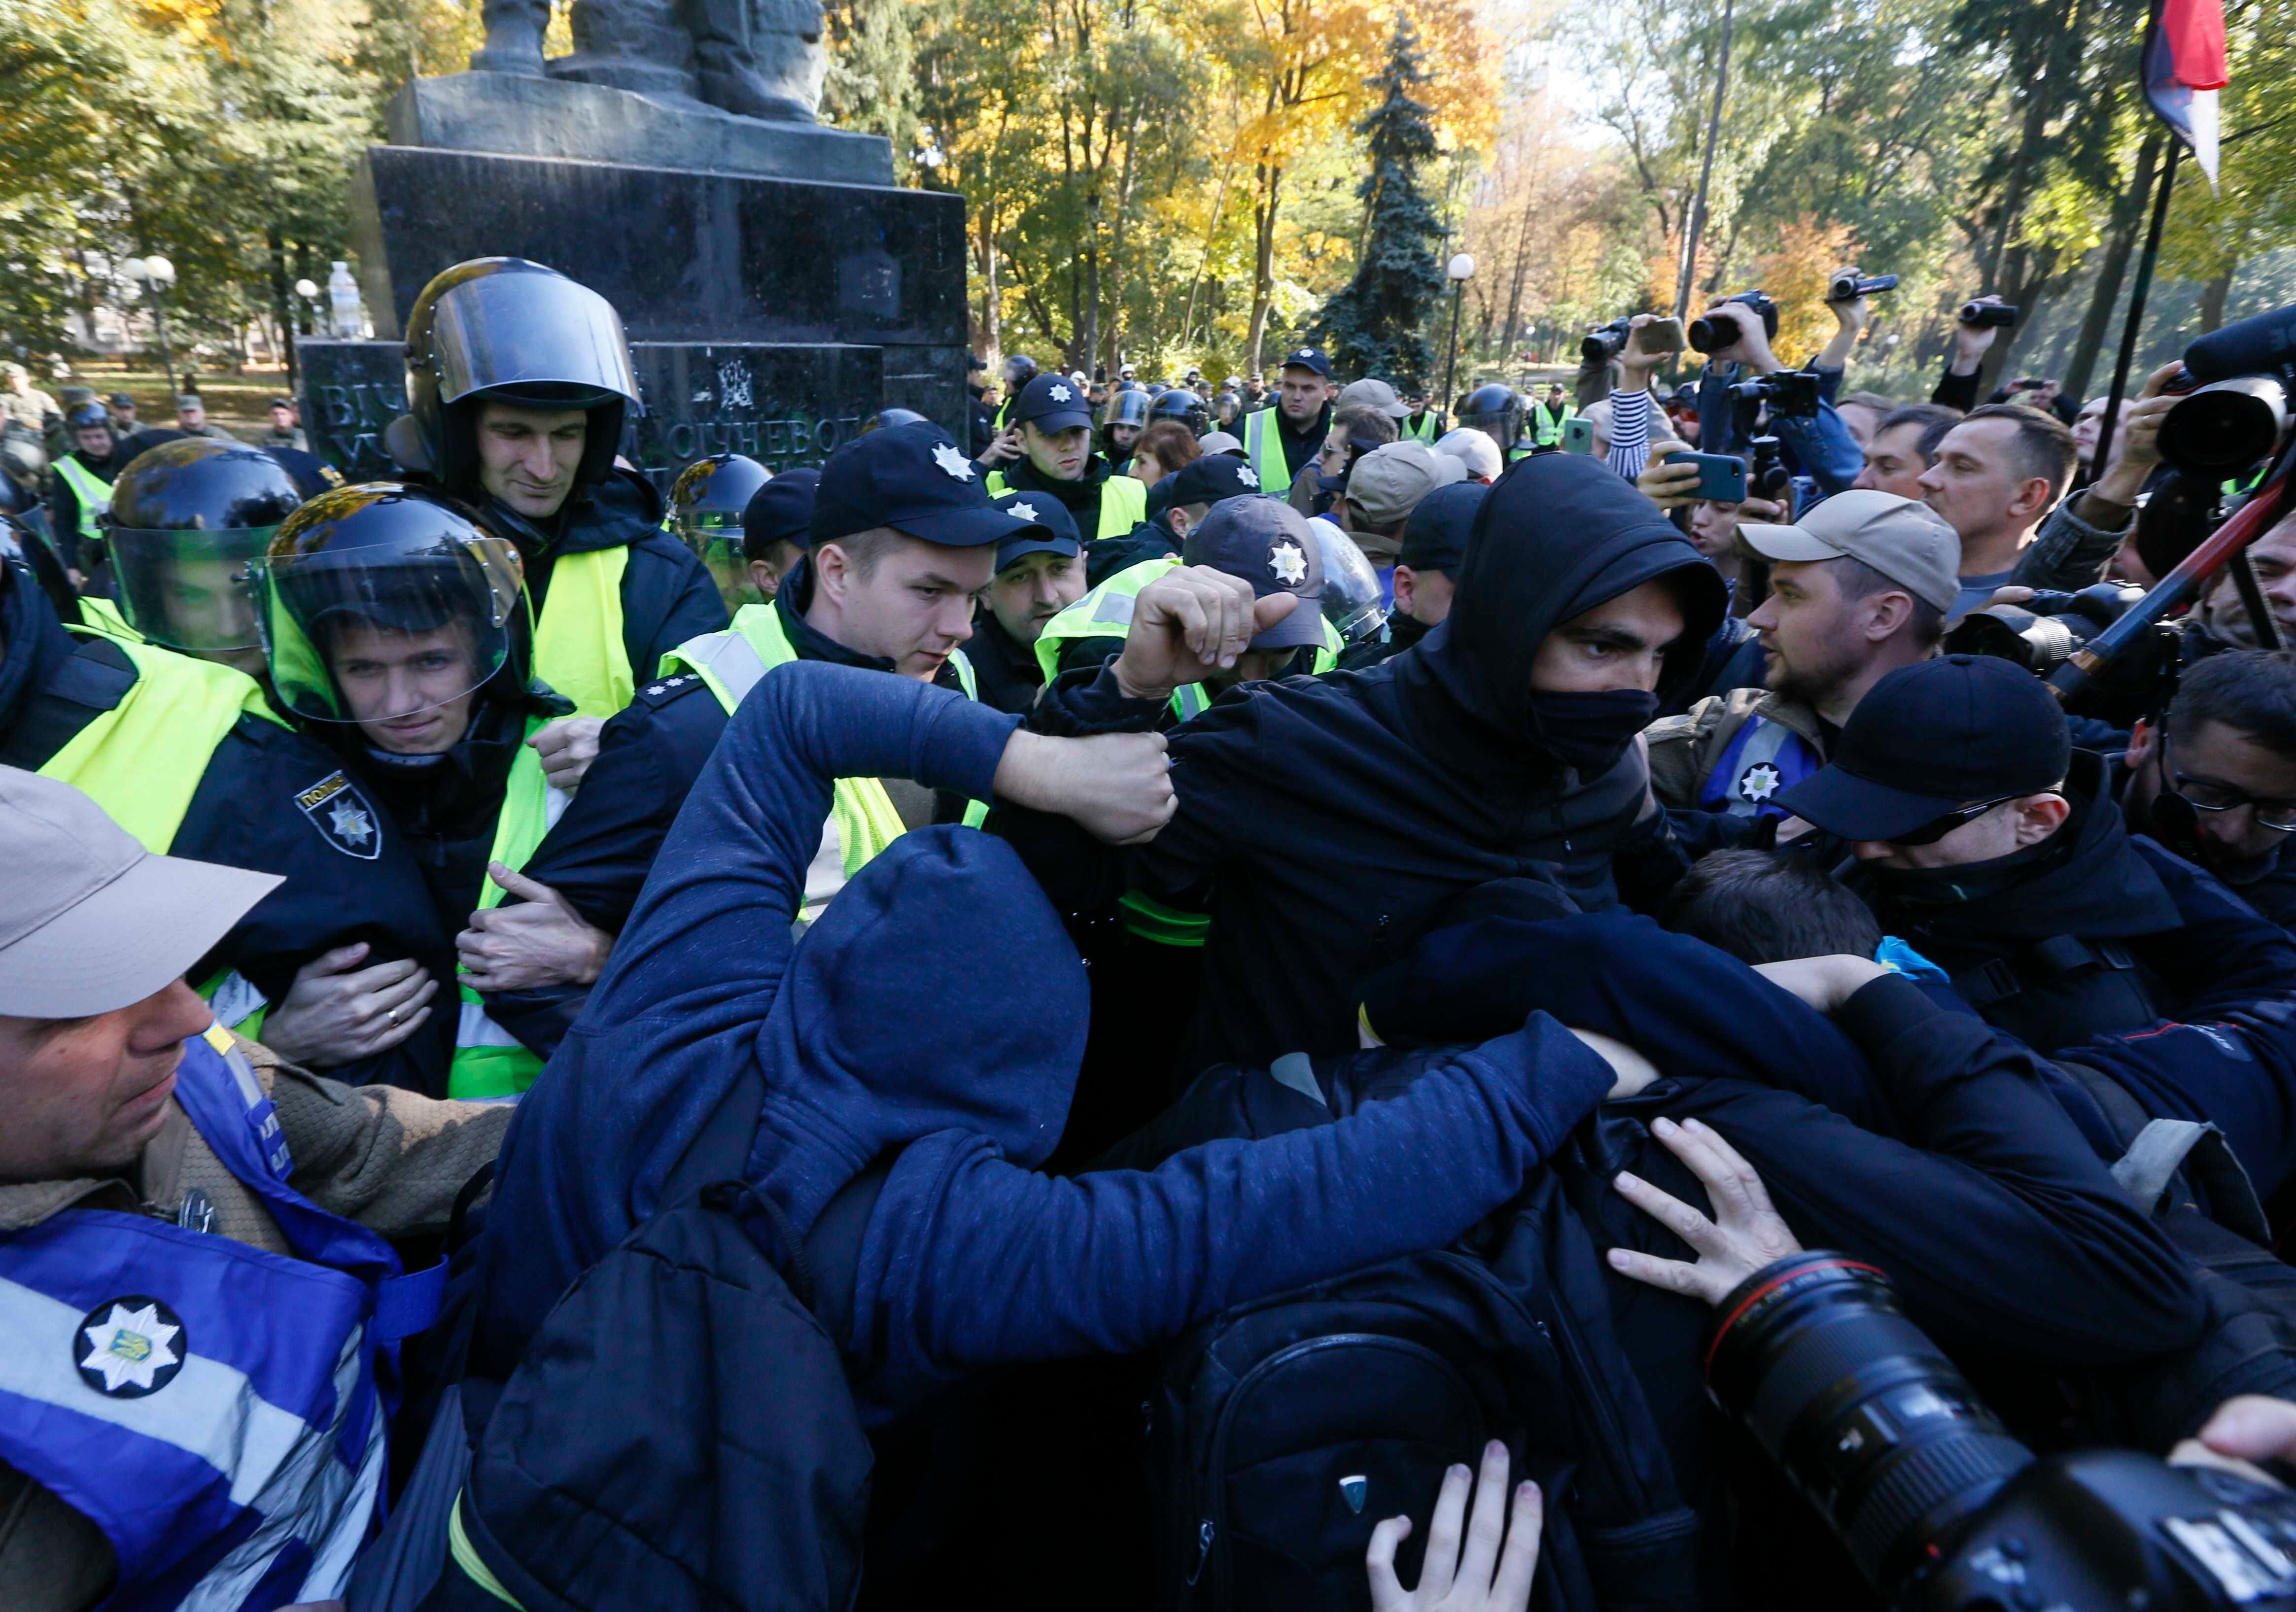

{"left": 1308, "top": 13, "right": 1447, "bottom": 391}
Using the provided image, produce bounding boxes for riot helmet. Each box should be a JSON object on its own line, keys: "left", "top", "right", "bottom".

{"left": 1149, "top": 388, "right": 1211, "bottom": 436}
{"left": 1, "top": 421, "right": 48, "bottom": 501}
{"left": 252, "top": 483, "right": 525, "bottom": 733}
{"left": 862, "top": 408, "right": 930, "bottom": 435}
{"left": 1102, "top": 387, "right": 1151, "bottom": 432}
{"left": 104, "top": 439, "right": 304, "bottom": 661}
{"left": 65, "top": 402, "right": 112, "bottom": 446}
{"left": 398, "top": 257, "right": 642, "bottom": 493}
{"left": 2, "top": 511, "right": 80, "bottom": 623}
{"left": 1313, "top": 520, "right": 1389, "bottom": 645}
{"left": 1460, "top": 384, "right": 1524, "bottom": 455}
{"left": 670, "top": 452, "right": 773, "bottom": 614}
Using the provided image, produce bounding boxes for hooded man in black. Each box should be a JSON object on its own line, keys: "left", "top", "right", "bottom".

{"left": 1001, "top": 452, "right": 1727, "bottom": 1079}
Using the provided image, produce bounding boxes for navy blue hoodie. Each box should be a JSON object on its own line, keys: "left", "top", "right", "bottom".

{"left": 478, "top": 660, "right": 1615, "bottom": 1417}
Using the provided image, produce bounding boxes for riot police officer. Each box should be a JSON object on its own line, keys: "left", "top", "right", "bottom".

{"left": 384, "top": 257, "right": 726, "bottom": 726}
{"left": 1100, "top": 386, "right": 1150, "bottom": 473}
{"left": 668, "top": 451, "right": 773, "bottom": 616}
{"left": 253, "top": 482, "right": 596, "bottom": 1098}
{"left": 1149, "top": 387, "right": 1211, "bottom": 438}
{"left": 993, "top": 353, "right": 1041, "bottom": 432}
{"left": 982, "top": 373, "right": 1148, "bottom": 545}
{"left": 98, "top": 439, "right": 303, "bottom": 672}
{"left": 1460, "top": 383, "right": 1527, "bottom": 461}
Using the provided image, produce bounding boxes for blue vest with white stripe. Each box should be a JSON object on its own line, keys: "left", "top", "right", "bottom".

{"left": 1700, "top": 712, "right": 1825, "bottom": 819}
{"left": 0, "top": 1028, "right": 439, "bottom": 1612}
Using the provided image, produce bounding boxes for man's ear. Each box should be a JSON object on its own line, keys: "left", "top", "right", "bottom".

{"left": 813, "top": 541, "right": 850, "bottom": 606}
{"left": 2126, "top": 718, "right": 2157, "bottom": 768}
{"left": 2011, "top": 791, "right": 2071, "bottom": 845}
{"left": 2010, "top": 475, "right": 2056, "bottom": 523}
{"left": 1863, "top": 588, "right": 1915, "bottom": 642}
{"left": 1393, "top": 565, "right": 1419, "bottom": 615}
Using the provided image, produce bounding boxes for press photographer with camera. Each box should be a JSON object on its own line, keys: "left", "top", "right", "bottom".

{"left": 1688, "top": 291, "right": 1865, "bottom": 499}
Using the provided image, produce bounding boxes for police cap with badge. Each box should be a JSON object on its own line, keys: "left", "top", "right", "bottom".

{"left": 1180, "top": 496, "right": 1328, "bottom": 654}
{"left": 1280, "top": 346, "right": 1334, "bottom": 379}
{"left": 1167, "top": 453, "right": 1266, "bottom": 507}
{"left": 811, "top": 419, "right": 1041, "bottom": 550}
{"left": 989, "top": 490, "right": 1075, "bottom": 574}
{"left": 1007, "top": 374, "right": 1096, "bottom": 436}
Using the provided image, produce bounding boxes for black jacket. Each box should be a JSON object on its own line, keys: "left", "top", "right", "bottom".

{"left": 964, "top": 606, "right": 1044, "bottom": 716}
{"left": 1333, "top": 608, "right": 1430, "bottom": 672}
{"left": 0, "top": 559, "right": 458, "bottom": 1092}
{"left": 487, "top": 564, "right": 972, "bottom": 1057}
{"left": 997, "top": 454, "right": 1727, "bottom": 1075}
{"left": 1846, "top": 751, "right": 2296, "bottom": 1053}
{"left": 467, "top": 469, "right": 728, "bottom": 686}
{"left": 2107, "top": 752, "right": 2296, "bottom": 935}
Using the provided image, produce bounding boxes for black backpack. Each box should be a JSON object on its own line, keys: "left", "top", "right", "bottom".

{"left": 1126, "top": 1050, "right": 1702, "bottom": 1612}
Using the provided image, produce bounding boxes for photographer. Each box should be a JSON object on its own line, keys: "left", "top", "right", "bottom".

{"left": 1597, "top": 313, "right": 1682, "bottom": 483}
{"left": 1690, "top": 295, "right": 1865, "bottom": 498}
{"left": 1933, "top": 293, "right": 2010, "bottom": 412}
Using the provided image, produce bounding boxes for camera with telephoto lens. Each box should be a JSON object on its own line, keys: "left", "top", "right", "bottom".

{"left": 1829, "top": 269, "right": 1900, "bottom": 302}
{"left": 1943, "top": 582, "right": 2146, "bottom": 673}
{"left": 1707, "top": 1252, "right": 2296, "bottom": 1611}
{"left": 1582, "top": 317, "right": 1634, "bottom": 365}
{"left": 1689, "top": 291, "right": 1780, "bottom": 354}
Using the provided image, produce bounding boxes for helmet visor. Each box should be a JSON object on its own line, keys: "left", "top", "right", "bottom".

{"left": 428, "top": 272, "right": 643, "bottom": 415}
{"left": 110, "top": 526, "right": 272, "bottom": 652}
{"left": 253, "top": 528, "right": 523, "bottom": 724}
{"left": 692, "top": 535, "right": 763, "bottom": 614}
{"left": 1314, "top": 528, "right": 1389, "bottom": 644}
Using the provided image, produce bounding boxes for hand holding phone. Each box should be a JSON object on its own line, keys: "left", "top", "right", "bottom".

{"left": 1679, "top": 451, "right": 1748, "bottom": 504}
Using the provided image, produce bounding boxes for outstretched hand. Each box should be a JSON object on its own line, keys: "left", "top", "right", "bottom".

{"left": 1368, "top": 1441, "right": 1542, "bottom": 1612}
{"left": 1607, "top": 1117, "right": 1803, "bottom": 1306}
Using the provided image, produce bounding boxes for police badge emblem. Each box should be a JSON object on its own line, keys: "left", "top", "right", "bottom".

{"left": 1739, "top": 761, "right": 1783, "bottom": 804}
{"left": 295, "top": 770, "right": 382, "bottom": 860}
{"left": 76, "top": 1295, "right": 186, "bottom": 1398}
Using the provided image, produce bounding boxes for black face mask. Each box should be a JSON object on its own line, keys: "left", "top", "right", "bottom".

{"left": 1527, "top": 687, "right": 1659, "bottom": 775}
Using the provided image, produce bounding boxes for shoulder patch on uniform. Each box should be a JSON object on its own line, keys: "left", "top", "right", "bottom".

{"left": 1738, "top": 760, "right": 1783, "bottom": 803}
{"left": 77, "top": 1295, "right": 186, "bottom": 1398}
{"left": 636, "top": 672, "right": 709, "bottom": 707}
{"left": 294, "top": 769, "right": 382, "bottom": 860}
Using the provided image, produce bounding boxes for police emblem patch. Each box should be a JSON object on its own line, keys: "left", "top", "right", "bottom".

{"left": 1049, "top": 383, "right": 1073, "bottom": 403}
{"left": 1009, "top": 502, "right": 1039, "bottom": 522}
{"left": 1268, "top": 539, "right": 1308, "bottom": 585}
{"left": 77, "top": 1296, "right": 185, "bottom": 1398}
{"left": 932, "top": 442, "right": 976, "bottom": 481}
{"left": 295, "top": 770, "right": 382, "bottom": 860}
{"left": 1739, "top": 761, "right": 1783, "bottom": 804}
{"left": 1237, "top": 465, "right": 1259, "bottom": 488}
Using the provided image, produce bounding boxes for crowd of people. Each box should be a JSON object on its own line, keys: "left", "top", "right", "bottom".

{"left": 6, "top": 249, "right": 2296, "bottom": 1612}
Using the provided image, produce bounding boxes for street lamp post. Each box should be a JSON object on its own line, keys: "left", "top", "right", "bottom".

{"left": 1441, "top": 253, "right": 1475, "bottom": 415}
{"left": 128, "top": 256, "right": 179, "bottom": 397}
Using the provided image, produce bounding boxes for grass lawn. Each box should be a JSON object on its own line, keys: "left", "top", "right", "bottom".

{"left": 61, "top": 361, "right": 299, "bottom": 439}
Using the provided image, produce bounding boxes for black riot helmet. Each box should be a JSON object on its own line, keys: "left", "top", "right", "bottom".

{"left": 1150, "top": 388, "right": 1211, "bottom": 436}
{"left": 670, "top": 452, "right": 773, "bottom": 614}
{"left": 252, "top": 483, "right": 527, "bottom": 727}
{"left": 1460, "top": 384, "right": 1524, "bottom": 454}
{"left": 1102, "top": 387, "right": 1150, "bottom": 431}
{"left": 395, "top": 257, "right": 643, "bottom": 495}
{"left": 862, "top": 408, "right": 930, "bottom": 435}
{"left": 104, "top": 439, "right": 305, "bottom": 656}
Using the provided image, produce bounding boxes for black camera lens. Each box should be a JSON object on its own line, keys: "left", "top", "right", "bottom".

{"left": 2158, "top": 377, "right": 2288, "bottom": 475}
{"left": 1704, "top": 1253, "right": 2031, "bottom": 1592}
{"left": 1582, "top": 319, "right": 1632, "bottom": 365}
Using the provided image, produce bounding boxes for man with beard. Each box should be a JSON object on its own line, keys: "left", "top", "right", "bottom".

{"left": 2111, "top": 650, "right": 2296, "bottom": 932}
{"left": 1646, "top": 491, "right": 1958, "bottom": 842}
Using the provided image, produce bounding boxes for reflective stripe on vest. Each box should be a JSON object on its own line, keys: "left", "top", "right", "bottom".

{"left": 982, "top": 468, "right": 1148, "bottom": 543}
{"left": 0, "top": 1028, "right": 413, "bottom": 1611}
{"left": 37, "top": 631, "right": 277, "bottom": 854}
{"left": 1403, "top": 412, "right": 1442, "bottom": 444}
{"left": 1700, "top": 712, "right": 1824, "bottom": 819}
{"left": 1242, "top": 410, "right": 1293, "bottom": 495}
{"left": 530, "top": 546, "right": 634, "bottom": 716}
{"left": 661, "top": 604, "right": 958, "bottom": 924}
{"left": 450, "top": 730, "right": 568, "bottom": 1098}
{"left": 51, "top": 453, "right": 110, "bottom": 548}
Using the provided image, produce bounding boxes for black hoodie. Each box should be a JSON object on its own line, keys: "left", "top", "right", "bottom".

{"left": 1004, "top": 457, "right": 1726, "bottom": 1074}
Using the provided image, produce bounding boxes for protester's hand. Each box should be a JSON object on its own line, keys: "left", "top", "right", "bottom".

{"left": 457, "top": 863, "right": 614, "bottom": 991}
{"left": 1619, "top": 313, "right": 1676, "bottom": 385}
{"left": 1951, "top": 296, "right": 2006, "bottom": 373}
{"left": 1701, "top": 303, "right": 1780, "bottom": 375}
{"left": 2184, "top": 1396, "right": 2296, "bottom": 1478}
{"left": 1573, "top": 1028, "right": 1662, "bottom": 1101}
{"left": 994, "top": 729, "right": 1177, "bottom": 844}
{"left": 259, "top": 943, "right": 437, "bottom": 1067}
{"left": 1112, "top": 565, "right": 1294, "bottom": 701}
{"left": 1738, "top": 495, "right": 1787, "bottom": 525}
{"left": 1367, "top": 1441, "right": 1542, "bottom": 1612}
{"left": 1751, "top": 955, "right": 1890, "bottom": 1014}
{"left": 1982, "top": 585, "right": 2035, "bottom": 611}
{"left": 528, "top": 717, "right": 604, "bottom": 794}
{"left": 1607, "top": 1117, "right": 1803, "bottom": 1305}
{"left": 979, "top": 426, "right": 1023, "bottom": 467}
{"left": 1825, "top": 271, "right": 1870, "bottom": 332}
{"left": 1637, "top": 445, "right": 1700, "bottom": 510}
{"left": 2086, "top": 363, "right": 2184, "bottom": 512}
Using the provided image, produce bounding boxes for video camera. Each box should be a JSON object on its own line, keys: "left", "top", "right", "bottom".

{"left": 1726, "top": 369, "right": 1822, "bottom": 421}
{"left": 1689, "top": 291, "right": 1779, "bottom": 355}
{"left": 1709, "top": 1251, "right": 2296, "bottom": 1611}
{"left": 1828, "top": 268, "right": 1899, "bottom": 302}
{"left": 1958, "top": 301, "right": 2019, "bottom": 328}
{"left": 1582, "top": 317, "right": 1633, "bottom": 365}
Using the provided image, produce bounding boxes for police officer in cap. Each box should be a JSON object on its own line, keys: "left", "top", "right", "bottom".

{"left": 739, "top": 466, "right": 819, "bottom": 603}
{"left": 463, "top": 422, "right": 1043, "bottom": 1058}
{"left": 0, "top": 768, "right": 512, "bottom": 1611}
{"left": 1241, "top": 345, "right": 1336, "bottom": 495}
{"left": 254, "top": 482, "right": 601, "bottom": 1098}
{"left": 383, "top": 257, "right": 725, "bottom": 735}
{"left": 979, "top": 371, "right": 1148, "bottom": 545}
{"left": 969, "top": 490, "right": 1086, "bottom": 714}
{"left": 1100, "top": 386, "right": 1150, "bottom": 474}
{"left": 0, "top": 471, "right": 459, "bottom": 1091}
{"left": 1337, "top": 479, "right": 1485, "bottom": 670}
{"left": 1459, "top": 382, "right": 1528, "bottom": 461}
{"left": 1529, "top": 381, "right": 1577, "bottom": 452}
{"left": 668, "top": 451, "right": 774, "bottom": 616}
{"left": 48, "top": 402, "right": 129, "bottom": 574}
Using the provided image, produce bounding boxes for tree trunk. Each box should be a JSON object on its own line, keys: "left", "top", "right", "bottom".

{"left": 2199, "top": 266, "right": 2236, "bottom": 333}
{"left": 2062, "top": 132, "right": 2162, "bottom": 402}
{"left": 267, "top": 226, "right": 296, "bottom": 386}
{"left": 1246, "top": 163, "right": 1284, "bottom": 375}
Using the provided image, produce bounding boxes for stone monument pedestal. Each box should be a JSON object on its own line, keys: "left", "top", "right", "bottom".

{"left": 298, "top": 71, "right": 968, "bottom": 495}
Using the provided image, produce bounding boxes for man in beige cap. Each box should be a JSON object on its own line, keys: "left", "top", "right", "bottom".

{"left": 1338, "top": 439, "right": 1468, "bottom": 580}
{"left": 0, "top": 767, "right": 512, "bottom": 1611}
{"left": 1646, "top": 489, "right": 1960, "bottom": 834}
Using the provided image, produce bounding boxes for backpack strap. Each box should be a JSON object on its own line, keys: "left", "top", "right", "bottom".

{"left": 2058, "top": 1060, "right": 2273, "bottom": 1245}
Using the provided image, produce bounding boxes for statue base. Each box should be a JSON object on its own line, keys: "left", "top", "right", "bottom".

{"left": 384, "top": 72, "right": 892, "bottom": 186}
